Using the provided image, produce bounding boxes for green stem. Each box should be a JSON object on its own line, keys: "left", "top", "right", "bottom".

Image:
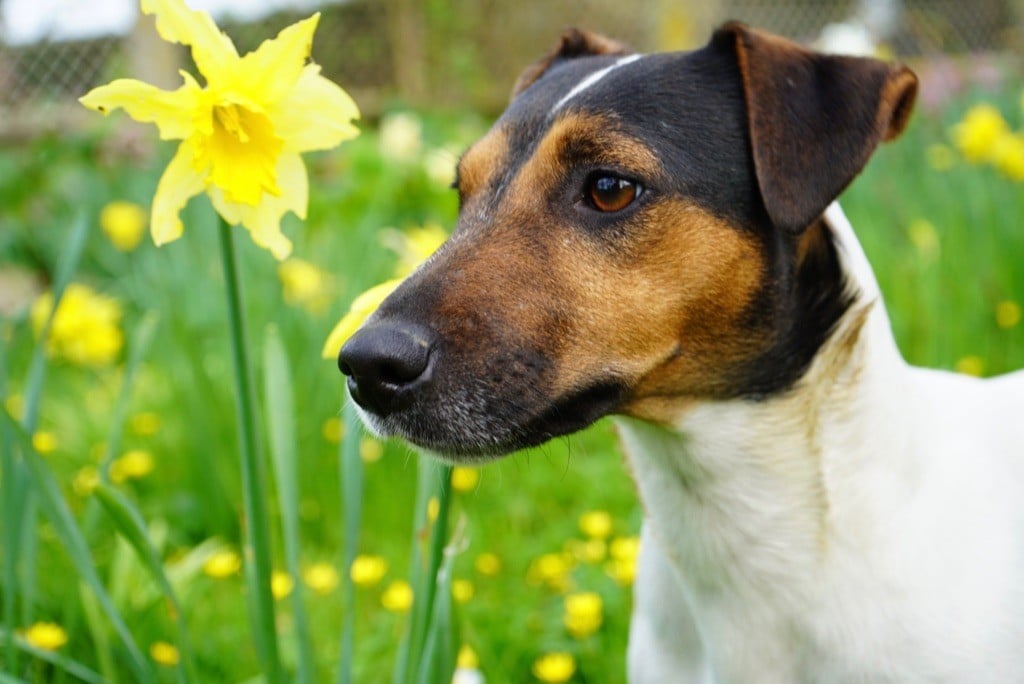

{"left": 337, "top": 399, "right": 363, "bottom": 684}
{"left": 216, "top": 217, "right": 282, "bottom": 682}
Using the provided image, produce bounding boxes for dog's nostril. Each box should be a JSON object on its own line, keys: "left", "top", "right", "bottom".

{"left": 338, "top": 323, "right": 435, "bottom": 415}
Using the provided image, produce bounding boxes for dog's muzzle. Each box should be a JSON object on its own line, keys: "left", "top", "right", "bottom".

{"left": 338, "top": 322, "right": 436, "bottom": 417}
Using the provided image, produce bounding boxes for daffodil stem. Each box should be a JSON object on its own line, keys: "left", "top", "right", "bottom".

{"left": 216, "top": 217, "right": 282, "bottom": 683}
{"left": 338, "top": 399, "right": 363, "bottom": 684}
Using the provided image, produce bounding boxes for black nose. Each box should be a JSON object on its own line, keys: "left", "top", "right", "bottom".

{"left": 338, "top": 322, "right": 436, "bottom": 416}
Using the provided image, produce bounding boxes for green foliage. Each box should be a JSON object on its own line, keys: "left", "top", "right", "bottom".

{"left": 0, "top": 87, "right": 1022, "bottom": 684}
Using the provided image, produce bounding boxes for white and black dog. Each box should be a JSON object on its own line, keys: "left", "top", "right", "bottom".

{"left": 339, "top": 23, "right": 1024, "bottom": 682}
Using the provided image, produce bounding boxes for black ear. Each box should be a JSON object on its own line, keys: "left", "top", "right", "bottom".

{"left": 511, "top": 28, "right": 631, "bottom": 100}
{"left": 712, "top": 22, "right": 917, "bottom": 234}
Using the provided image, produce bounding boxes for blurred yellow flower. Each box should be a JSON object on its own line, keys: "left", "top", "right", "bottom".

{"left": 457, "top": 644, "right": 479, "bottom": 669}
{"left": 955, "top": 355, "right": 985, "bottom": 377}
{"left": 578, "top": 510, "right": 613, "bottom": 539}
{"left": 996, "top": 300, "right": 1021, "bottom": 329}
{"left": 359, "top": 436, "right": 384, "bottom": 463}
{"left": 606, "top": 535, "right": 640, "bottom": 586}
{"left": 110, "top": 449, "right": 155, "bottom": 483}
{"left": 564, "top": 591, "right": 603, "bottom": 638}
{"left": 100, "top": 201, "right": 148, "bottom": 251}
{"left": 322, "top": 223, "right": 448, "bottom": 359}
{"left": 322, "top": 416, "right": 344, "bottom": 444}
{"left": 73, "top": 467, "right": 101, "bottom": 497}
{"left": 527, "top": 552, "right": 574, "bottom": 591}
{"left": 991, "top": 131, "right": 1024, "bottom": 181}
{"left": 203, "top": 549, "right": 242, "bottom": 578}
{"left": 423, "top": 148, "right": 458, "bottom": 187}
{"left": 451, "top": 466, "right": 480, "bottom": 492}
{"left": 532, "top": 652, "right": 576, "bottom": 683}
{"left": 381, "top": 223, "right": 449, "bottom": 278}
{"left": 379, "top": 111, "right": 423, "bottom": 162}
{"left": 952, "top": 104, "right": 1009, "bottom": 163}
{"left": 925, "top": 144, "right": 955, "bottom": 172}
{"left": 907, "top": 219, "right": 939, "bottom": 259}
{"left": 149, "top": 640, "right": 180, "bottom": 666}
{"left": 303, "top": 562, "right": 339, "bottom": 594}
{"left": 349, "top": 554, "right": 388, "bottom": 587}
{"left": 32, "top": 430, "right": 58, "bottom": 455}
{"left": 278, "top": 258, "right": 332, "bottom": 314}
{"left": 22, "top": 622, "right": 68, "bottom": 651}
{"left": 271, "top": 570, "right": 294, "bottom": 599}
{"left": 130, "top": 411, "right": 162, "bottom": 436}
{"left": 4, "top": 393, "right": 23, "bottom": 421}
{"left": 452, "top": 578, "right": 475, "bottom": 604}
{"left": 427, "top": 496, "right": 440, "bottom": 523}
{"left": 31, "top": 284, "right": 123, "bottom": 366}
{"left": 79, "top": 0, "right": 359, "bottom": 260}
{"left": 321, "top": 278, "right": 403, "bottom": 359}
{"left": 566, "top": 538, "right": 606, "bottom": 564}
{"left": 381, "top": 580, "right": 414, "bottom": 613}
{"left": 475, "top": 552, "right": 501, "bottom": 576}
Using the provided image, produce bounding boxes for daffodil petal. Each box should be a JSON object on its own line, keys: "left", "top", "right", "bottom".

{"left": 79, "top": 75, "right": 201, "bottom": 140}
{"left": 271, "top": 65, "right": 360, "bottom": 153}
{"left": 151, "top": 143, "right": 207, "bottom": 246}
{"left": 321, "top": 279, "right": 404, "bottom": 359}
{"left": 141, "top": 0, "right": 237, "bottom": 83}
{"left": 210, "top": 153, "right": 307, "bottom": 259}
{"left": 236, "top": 14, "right": 319, "bottom": 105}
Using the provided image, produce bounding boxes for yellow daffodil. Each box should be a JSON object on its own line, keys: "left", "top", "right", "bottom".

{"left": 110, "top": 449, "right": 156, "bottom": 483}
{"left": 349, "top": 554, "right": 388, "bottom": 587}
{"left": 31, "top": 284, "right": 124, "bottom": 367}
{"left": 991, "top": 131, "right": 1024, "bottom": 181}
{"left": 271, "top": 570, "right": 294, "bottom": 600}
{"left": 951, "top": 104, "right": 1009, "bottom": 163}
{"left": 381, "top": 580, "right": 414, "bottom": 613}
{"left": 426, "top": 496, "right": 440, "bottom": 523}
{"left": 578, "top": 510, "right": 613, "bottom": 539}
{"left": 378, "top": 111, "right": 423, "bottom": 162}
{"left": 359, "top": 436, "right": 384, "bottom": 463}
{"left": 474, "top": 552, "right": 501, "bottom": 576}
{"left": 150, "top": 640, "right": 181, "bottom": 666}
{"left": 606, "top": 535, "right": 640, "bottom": 586}
{"left": 277, "top": 258, "right": 332, "bottom": 313}
{"left": 79, "top": 0, "right": 359, "bottom": 260}
{"left": 532, "top": 652, "right": 576, "bottom": 683}
{"left": 130, "top": 411, "right": 162, "bottom": 436}
{"left": 996, "top": 301, "right": 1021, "bottom": 329}
{"left": 955, "top": 355, "right": 985, "bottom": 377}
{"left": 31, "top": 430, "right": 58, "bottom": 455}
{"left": 322, "top": 416, "right": 344, "bottom": 444}
{"left": 203, "top": 549, "right": 242, "bottom": 578}
{"left": 566, "top": 538, "right": 607, "bottom": 564}
{"left": 451, "top": 466, "right": 480, "bottom": 493}
{"left": 322, "top": 223, "right": 448, "bottom": 359}
{"left": 22, "top": 622, "right": 68, "bottom": 651}
{"left": 302, "top": 562, "right": 339, "bottom": 595}
{"left": 457, "top": 644, "right": 480, "bottom": 669}
{"left": 563, "top": 592, "right": 603, "bottom": 638}
{"left": 100, "top": 201, "right": 148, "bottom": 251}
{"left": 73, "top": 466, "right": 101, "bottom": 497}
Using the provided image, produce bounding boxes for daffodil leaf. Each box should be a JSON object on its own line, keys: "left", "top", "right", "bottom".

{"left": 262, "top": 326, "right": 314, "bottom": 683}
{"left": 0, "top": 408, "right": 154, "bottom": 683}
{"left": 339, "top": 398, "right": 364, "bottom": 684}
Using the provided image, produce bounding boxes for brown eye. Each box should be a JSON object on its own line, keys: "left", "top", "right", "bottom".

{"left": 586, "top": 174, "right": 640, "bottom": 212}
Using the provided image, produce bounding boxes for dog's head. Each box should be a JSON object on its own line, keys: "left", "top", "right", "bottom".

{"left": 338, "top": 23, "right": 917, "bottom": 461}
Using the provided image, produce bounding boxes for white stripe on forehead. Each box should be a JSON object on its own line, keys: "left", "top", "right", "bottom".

{"left": 550, "top": 54, "right": 643, "bottom": 114}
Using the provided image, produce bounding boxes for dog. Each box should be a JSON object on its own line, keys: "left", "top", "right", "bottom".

{"left": 339, "top": 23, "right": 1024, "bottom": 682}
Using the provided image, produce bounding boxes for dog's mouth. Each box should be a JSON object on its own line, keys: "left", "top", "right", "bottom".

{"left": 341, "top": 326, "right": 628, "bottom": 461}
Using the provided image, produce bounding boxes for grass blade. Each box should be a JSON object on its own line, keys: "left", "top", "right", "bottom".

{"left": 0, "top": 627, "right": 105, "bottom": 684}
{"left": 338, "top": 399, "right": 363, "bottom": 684}
{"left": 216, "top": 217, "right": 282, "bottom": 682}
{"left": 263, "top": 325, "right": 315, "bottom": 683}
{"left": 93, "top": 482, "right": 197, "bottom": 684}
{"left": 0, "top": 408, "right": 154, "bottom": 682}
{"left": 0, "top": 316, "right": 19, "bottom": 672}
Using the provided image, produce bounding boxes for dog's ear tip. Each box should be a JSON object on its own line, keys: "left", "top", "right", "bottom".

{"left": 881, "top": 65, "right": 919, "bottom": 141}
{"left": 511, "top": 28, "right": 631, "bottom": 100}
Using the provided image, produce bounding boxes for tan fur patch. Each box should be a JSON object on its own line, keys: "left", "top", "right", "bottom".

{"left": 456, "top": 128, "right": 509, "bottom": 201}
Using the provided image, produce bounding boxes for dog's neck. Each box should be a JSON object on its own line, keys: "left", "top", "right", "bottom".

{"left": 616, "top": 203, "right": 912, "bottom": 591}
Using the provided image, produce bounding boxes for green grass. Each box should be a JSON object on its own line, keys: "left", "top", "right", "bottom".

{"left": 0, "top": 81, "right": 1022, "bottom": 683}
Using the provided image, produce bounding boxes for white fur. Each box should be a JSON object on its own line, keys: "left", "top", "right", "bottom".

{"left": 551, "top": 54, "right": 642, "bottom": 113}
{"left": 618, "top": 203, "right": 1024, "bottom": 682}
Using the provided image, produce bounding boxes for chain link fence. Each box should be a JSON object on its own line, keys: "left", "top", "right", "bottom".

{"left": 1, "top": 0, "right": 1021, "bottom": 141}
